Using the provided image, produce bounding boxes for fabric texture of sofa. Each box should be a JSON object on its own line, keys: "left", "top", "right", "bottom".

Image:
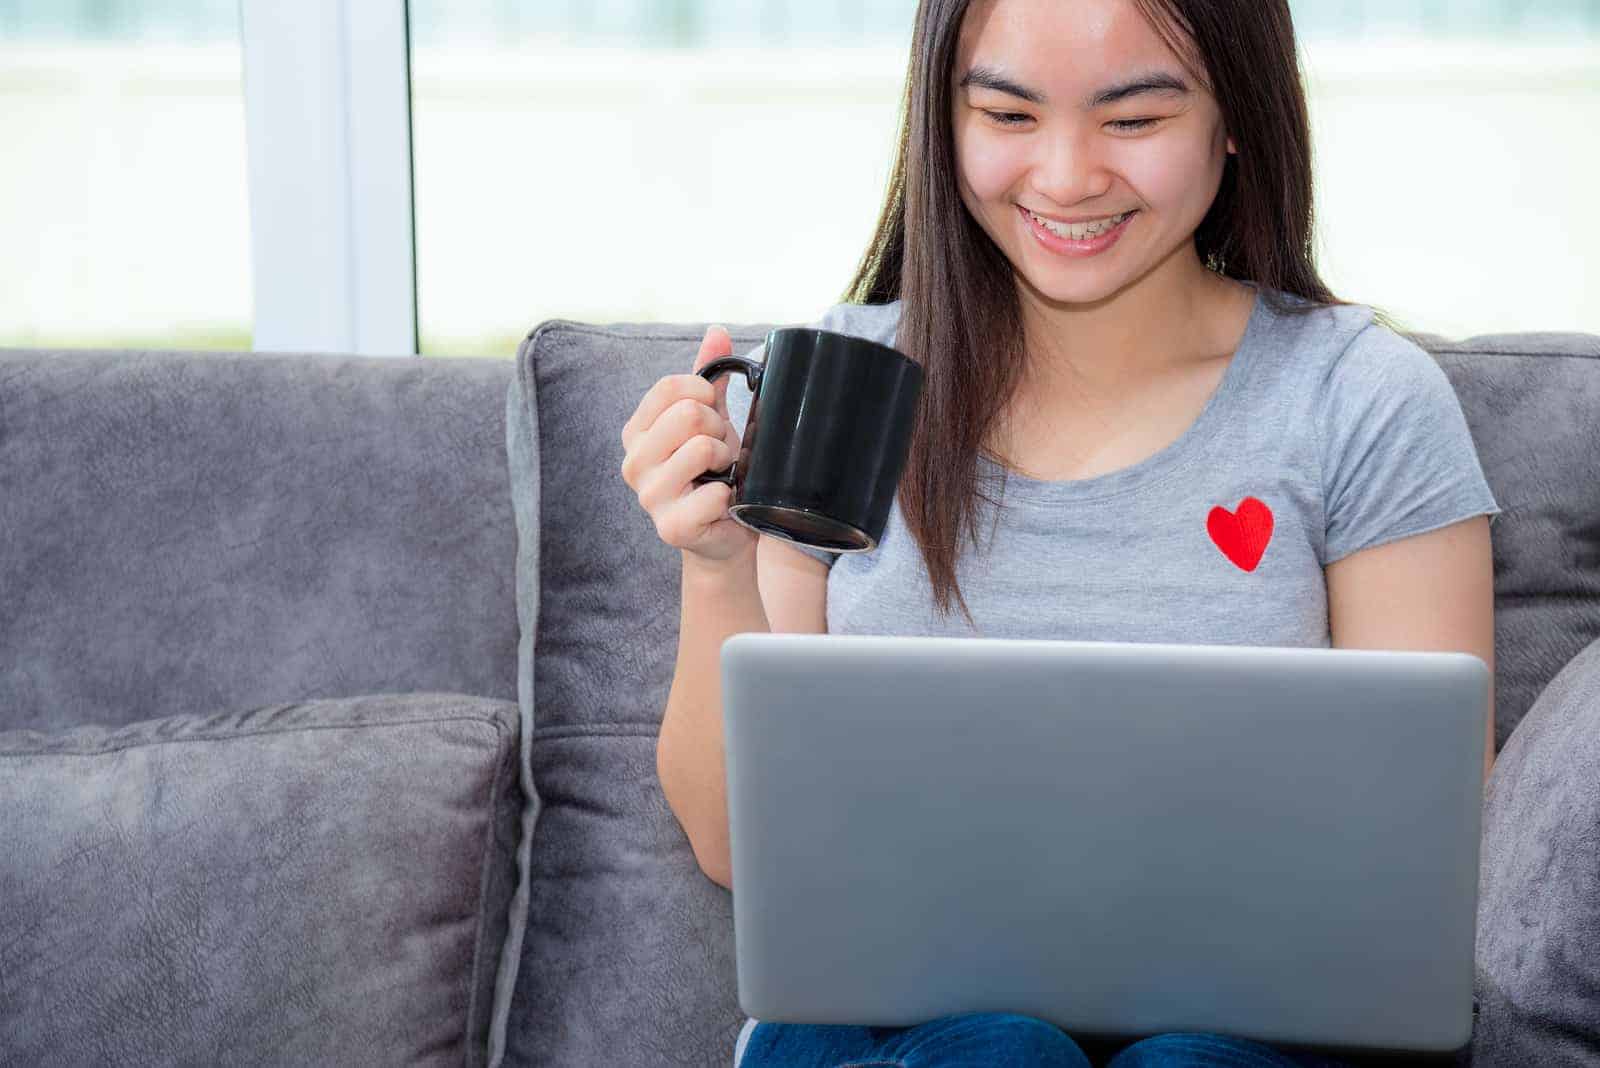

{"left": 2, "top": 315, "right": 1597, "bottom": 1066}
{"left": 1, "top": 349, "right": 536, "bottom": 1066}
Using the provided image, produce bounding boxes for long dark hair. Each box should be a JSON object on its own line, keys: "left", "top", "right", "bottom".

{"left": 841, "top": 0, "right": 1384, "bottom": 631}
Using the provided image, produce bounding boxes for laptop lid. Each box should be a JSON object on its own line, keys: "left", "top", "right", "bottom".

{"left": 720, "top": 633, "right": 1488, "bottom": 1055}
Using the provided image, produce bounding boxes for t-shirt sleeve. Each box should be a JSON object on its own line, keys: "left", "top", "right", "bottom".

{"left": 1317, "top": 322, "right": 1502, "bottom": 566}
{"left": 719, "top": 309, "right": 852, "bottom": 570}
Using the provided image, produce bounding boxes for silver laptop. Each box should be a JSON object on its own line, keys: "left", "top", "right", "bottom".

{"left": 720, "top": 632, "right": 1488, "bottom": 1056}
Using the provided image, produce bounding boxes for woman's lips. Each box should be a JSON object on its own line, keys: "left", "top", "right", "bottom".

{"left": 1019, "top": 205, "right": 1137, "bottom": 257}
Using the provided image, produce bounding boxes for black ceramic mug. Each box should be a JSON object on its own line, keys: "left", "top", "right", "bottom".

{"left": 692, "top": 327, "right": 923, "bottom": 553}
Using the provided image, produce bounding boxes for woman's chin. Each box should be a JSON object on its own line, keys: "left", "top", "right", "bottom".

{"left": 1016, "top": 269, "right": 1132, "bottom": 310}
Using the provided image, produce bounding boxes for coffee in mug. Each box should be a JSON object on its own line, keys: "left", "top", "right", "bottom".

{"left": 692, "top": 327, "right": 923, "bottom": 553}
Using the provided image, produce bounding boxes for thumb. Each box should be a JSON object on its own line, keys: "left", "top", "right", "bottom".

{"left": 695, "top": 324, "right": 736, "bottom": 419}
{"left": 693, "top": 323, "right": 734, "bottom": 373}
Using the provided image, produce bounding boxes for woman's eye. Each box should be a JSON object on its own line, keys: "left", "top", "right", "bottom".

{"left": 978, "top": 110, "right": 1160, "bottom": 131}
{"left": 981, "top": 110, "right": 1031, "bottom": 127}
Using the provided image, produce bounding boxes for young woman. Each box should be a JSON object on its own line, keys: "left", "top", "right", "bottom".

{"left": 622, "top": 0, "right": 1501, "bottom": 1065}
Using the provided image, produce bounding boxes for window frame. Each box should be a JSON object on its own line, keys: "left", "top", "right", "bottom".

{"left": 238, "top": 0, "right": 418, "bottom": 356}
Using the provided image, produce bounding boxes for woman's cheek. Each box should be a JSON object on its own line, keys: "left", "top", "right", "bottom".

{"left": 957, "top": 130, "right": 1026, "bottom": 199}
{"left": 1119, "top": 137, "right": 1215, "bottom": 208}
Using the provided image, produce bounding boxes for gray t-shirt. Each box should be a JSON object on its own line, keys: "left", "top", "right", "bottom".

{"left": 723, "top": 285, "right": 1501, "bottom": 647}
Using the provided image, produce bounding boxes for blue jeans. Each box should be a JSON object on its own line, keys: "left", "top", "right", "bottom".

{"left": 735, "top": 1013, "right": 1355, "bottom": 1067}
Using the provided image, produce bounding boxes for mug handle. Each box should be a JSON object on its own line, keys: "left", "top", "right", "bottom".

{"left": 691, "top": 354, "right": 765, "bottom": 487}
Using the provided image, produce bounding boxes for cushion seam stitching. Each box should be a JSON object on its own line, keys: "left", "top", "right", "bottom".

{"left": 0, "top": 711, "right": 516, "bottom": 757}
{"left": 532, "top": 725, "right": 658, "bottom": 739}
{"left": 462, "top": 715, "right": 513, "bottom": 1067}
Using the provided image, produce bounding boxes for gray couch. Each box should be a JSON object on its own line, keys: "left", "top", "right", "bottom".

{"left": 1, "top": 316, "right": 1596, "bottom": 1067}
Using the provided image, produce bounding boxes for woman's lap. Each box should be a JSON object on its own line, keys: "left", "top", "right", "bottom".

{"left": 737, "top": 1012, "right": 1089, "bottom": 1068}
{"left": 736, "top": 1014, "right": 1355, "bottom": 1068}
{"left": 1102, "top": 1031, "right": 1355, "bottom": 1068}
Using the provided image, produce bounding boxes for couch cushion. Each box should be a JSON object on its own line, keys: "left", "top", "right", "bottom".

{"left": 503, "top": 321, "right": 774, "bottom": 1067}
{"left": 0, "top": 347, "right": 520, "bottom": 735}
{"left": 1474, "top": 635, "right": 1600, "bottom": 1066}
{"left": 1409, "top": 329, "right": 1600, "bottom": 750}
{"left": 0, "top": 692, "right": 524, "bottom": 1067}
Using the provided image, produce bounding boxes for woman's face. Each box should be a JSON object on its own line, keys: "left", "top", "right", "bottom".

{"left": 950, "top": 0, "right": 1234, "bottom": 307}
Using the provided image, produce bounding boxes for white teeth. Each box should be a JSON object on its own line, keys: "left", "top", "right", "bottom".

{"left": 1029, "top": 209, "right": 1130, "bottom": 240}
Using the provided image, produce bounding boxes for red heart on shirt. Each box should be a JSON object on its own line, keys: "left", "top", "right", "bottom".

{"left": 1207, "top": 497, "right": 1274, "bottom": 572}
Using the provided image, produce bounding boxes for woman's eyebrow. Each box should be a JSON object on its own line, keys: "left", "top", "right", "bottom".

{"left": 958, "top": 65, "right": 1192, "bottom": 108}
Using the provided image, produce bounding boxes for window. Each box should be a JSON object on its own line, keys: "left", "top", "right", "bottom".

{"left": 0, "top": 1, "right": 253, "bottom": 351}
{"left": 1291, "top": 1, "right": 1599, "bottom": 337}
{"left": 408, "top": 2, "right": 1598, "bottom": 354}
{"left": 407, "top": 2, "right": 918, "bottom": 357}
{"left": 10, "top": 3, "right": 1593, "bottom": 355}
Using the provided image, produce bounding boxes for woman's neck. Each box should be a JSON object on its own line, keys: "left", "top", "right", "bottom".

{"left": 1013, "top": 248, "right": 1252, "bottom": 412}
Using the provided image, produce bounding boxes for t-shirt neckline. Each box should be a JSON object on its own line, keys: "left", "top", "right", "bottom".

{"left": 973, "top": 283, "right": 1269, "bottom": 505}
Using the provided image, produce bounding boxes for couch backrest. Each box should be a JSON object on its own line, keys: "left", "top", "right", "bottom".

{"left": 1411, "top": 328, "right": 1600, "bottom": 746}
{"left": 0, "top": 347, "right": 521, "bottom": 733}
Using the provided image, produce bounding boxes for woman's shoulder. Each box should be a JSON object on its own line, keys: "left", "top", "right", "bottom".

{"left": 1267, "top": 290, "right": 1468, "bottom": 449}
{"left": 1257, "top": 286, "right": 1378, "bottom": 352}
{"left": 1233, "top": 287, "right": 1467, "bottom": 457}
{"left": 1254, "top": 286, "right": 1440, "bottom": 388}
{"left": 809, "top": 299, "right": 904, "bottom": 350}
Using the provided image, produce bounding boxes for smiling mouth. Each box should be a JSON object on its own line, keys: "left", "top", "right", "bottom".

{"left": 1022, "top": 206, "right": 1138, "bottom": 240}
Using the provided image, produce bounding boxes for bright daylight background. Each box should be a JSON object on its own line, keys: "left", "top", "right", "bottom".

{"left": 0, "top": 1, "right": 1596, "bottom": 356}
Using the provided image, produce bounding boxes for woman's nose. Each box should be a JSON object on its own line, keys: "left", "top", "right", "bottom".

{"left": 1028, "top": 129, "right": 1111, "bottom": 206}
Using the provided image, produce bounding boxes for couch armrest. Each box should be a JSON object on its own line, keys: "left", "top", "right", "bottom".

{"left": 1473, "top": 636, "right": 1600, "bottom": 1065}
